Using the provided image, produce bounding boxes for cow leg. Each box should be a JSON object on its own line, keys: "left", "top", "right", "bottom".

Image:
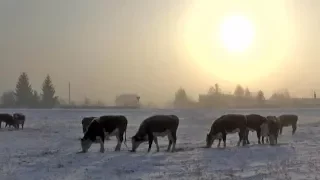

{"left": 169, "top": 131, "right": 177, "bottom": 152}
{"left": 222, "top": 133, "right": 227, "bottom": 147}
{"left": 279, "top": 126, "right": 283, "bottom": 135}
{"left": 147, "top": 133, "right": 154, "bottom": 152}
{"left": 153, "top": 136, "right": 160, "bottom": 152}
{"left": 217, "top": 138, "right": 221, "bottom": 148}
{"left": 257, "top": 130, "right": 261, "bottom": 144}
{"left": 99, "top": 137, "right": 105, "bottom": 153}
{"left": 236, "top": 130, "right": 244, "bottom": 146}
{"left": 22, "top": 123, "right": 24, "bottom": 130}
{"left": 115, "top": 134, "right": 122, "bottom": 151}
{"left": 292, "top": 123, "right": 297, "bottom": 135}
{"left": 167, "top": 136, "right": 173, "bottom": 152}
{"left": 245, "top": 130, "right": 250, "bottom": 144}
{"left": 238, "top": 133, "right": 243, "bottom": 146}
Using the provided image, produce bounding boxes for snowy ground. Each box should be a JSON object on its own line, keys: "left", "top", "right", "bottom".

{"left": 1, "top": 108, "right": 320, "bottom": 180}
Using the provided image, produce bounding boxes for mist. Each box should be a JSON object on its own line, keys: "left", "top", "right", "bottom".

{"left": 0, "top": 0, "right": 319, "bottom": 106}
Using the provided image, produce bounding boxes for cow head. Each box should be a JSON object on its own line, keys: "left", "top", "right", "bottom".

{"left": 206, "top": 132, "right": 222, "bottom": 148}
{"left": 80, "top": 137, "right": 93, "bottom": 153}
{"left": 130, "top": 135, "right": 148, "bottom": 152}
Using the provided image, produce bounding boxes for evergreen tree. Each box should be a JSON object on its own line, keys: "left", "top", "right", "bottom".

{"left": 174, "top": 87, "right": 189, "bottom": 107}
{"left": 41, "top": 75, "right": 58, "bottom": 108}
{"left": 256, "top": 90, "right": 265, "bottom": 103}
{"left": 234, "top": 84, "right": 245, "bottom": 97}
{"left": 244, "top": 87, "right": 251, "bottom": 97}
{"left": 15, "top": 72, "right": 34, "bottom": 107}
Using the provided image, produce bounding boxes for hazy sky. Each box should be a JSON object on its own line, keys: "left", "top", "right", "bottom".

{"left": 0, "top": 0, "right": 319, "bottom": 105}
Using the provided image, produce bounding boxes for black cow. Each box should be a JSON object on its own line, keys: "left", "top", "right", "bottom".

{"left": 131, "top": 115, "right": 179, "bottom": 153}
{"left": 244, "top": 114, "right": 269, "bottom": 145}
{"left": 277, "top": 114, "right": 298, "bottom": 135}
{"left": 80, "top": 115, "right": 128, "bottom": 153}
{"left": 0, "top": 113, "right": 18, "bottom": 129}
{"left": 13, "top": 113, "right": 26, "bottom": 129}
{"left": 81, "top": 116, "right": 110, "bottom": 140}
{"left": 206, "top": 114, "right": 247, "bottom": 148}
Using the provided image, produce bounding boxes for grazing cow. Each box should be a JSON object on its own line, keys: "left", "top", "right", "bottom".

{"left": 244, "top": 114, "right": 269, "bottom": 145}
{"left": 264, "top": 116, "right": 281, "bottom": 145}
{"left": 81, "top": 116, "right": 110, "bottom": 140}
{"left": 277, "top": 114, "right": 298, "bottom": 135}
{"left": 13, "top": 113, "right": 26, "bottom": 129}
{"left": 0, "top": 113, "right": 18, "bottom": 129}
{"left": 80, "top": 115, "right": 128, "bottom": 153}
{"left": 206, "top": 114, "right": 247, "bottom": 148}
{"left": 131, "top": 115, "right": 179, "bottom": 153}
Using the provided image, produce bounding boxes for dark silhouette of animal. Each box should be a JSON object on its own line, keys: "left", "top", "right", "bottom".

{"left": 244, "top": 114, "right": 269, "bottom": 145}
{"left": 206, "top": 114, "right": 247, "bottom": 148}
{"left": 80, "top": 115, "right": 128, "bottom": 153}
{"left": 0, "top": 113, "right": 18, "bottom": 129}
{"left": 277, "top": 114, "right": 298, "bottom": 135}
{"left": 81, "top": 116, "right": 110, "bottom": 141}
{"left": 131, "top": 115, "right": 179, "bottom": 153}
{"left": 264, "top": 116, "right": 281, "bottom": 145}
{"left": 13, "top": 113, "right": 26, "bottom": 129}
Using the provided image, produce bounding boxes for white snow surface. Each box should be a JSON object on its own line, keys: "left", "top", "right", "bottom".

{"left": 1, "top": 108, "right": 320, "bottom": 180}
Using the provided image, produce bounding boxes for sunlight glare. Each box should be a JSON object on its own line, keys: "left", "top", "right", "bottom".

{"left": 219, "top": 15, "right": 255, "bottom": 53}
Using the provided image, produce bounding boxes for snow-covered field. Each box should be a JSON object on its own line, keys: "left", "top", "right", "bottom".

{"left": 1, "top": 108, "right": 320, "bottom": 180}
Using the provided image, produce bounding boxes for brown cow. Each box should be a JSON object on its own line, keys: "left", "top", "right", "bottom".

{"left": 131, "top": 115, "right": 179, "bottom": 153}
{"left": 206, "top": 114, "right": 248, "bottom": 148}
{"left": 244, "top": 114, "right": 269, "bottom": 145}
{"left": 277, "top": 114, "right": 298, "bottom": 135}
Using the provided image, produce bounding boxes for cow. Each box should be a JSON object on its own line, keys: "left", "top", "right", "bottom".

{"left": 277, "top": 114, "right": 298, "bottom": 135}
{"left": 264, "top": 116, "right": 281, "bottom": 145}
{"left": 13, "top": 113, "right": 26, "bottom": 129}
{"left": 206, "top": 114, "right": 247, "bottom": 148}
{"left": 0, "top": 113, "right": 18, "bottom": 129}
{"left": 243, "top": 114, "right": 269, "bottom": 145}
{"left": 80, "top": 115, "right": 128, "bottom": 153}
{"left": 81, "top": 116, "right": 110, "bottom": 140}
{"left": 130, "top": 115, "right": 179, "bottom": 153}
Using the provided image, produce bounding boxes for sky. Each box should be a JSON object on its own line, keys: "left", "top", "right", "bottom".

{"left": 0, "top": 0, "right": 319, "bottom": 105}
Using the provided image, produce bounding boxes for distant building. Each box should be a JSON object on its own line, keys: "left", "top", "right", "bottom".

{"left": 115, "top": 94, "right": 140, "bottom": 108}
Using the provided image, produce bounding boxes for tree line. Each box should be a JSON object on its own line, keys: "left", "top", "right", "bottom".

{"left": 173, "top": 83, "right": 299, "bottom": 108}
{"left": 1, "top": 72, "right": 58, "bottom": 108}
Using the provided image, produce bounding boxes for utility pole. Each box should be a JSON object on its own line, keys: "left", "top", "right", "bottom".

{"left": 68, "top": 82, "right": 71, "bottom": 105}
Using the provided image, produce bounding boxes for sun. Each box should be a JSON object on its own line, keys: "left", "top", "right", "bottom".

{"left": 219, "top": 15, "right": 255, "bottom": 53}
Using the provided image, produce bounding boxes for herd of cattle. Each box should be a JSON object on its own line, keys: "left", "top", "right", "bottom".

{"left": 0, "top": 112, "right": 297, "bottom": 153}
{"left": 80, "top": 114, "right": 298, "bottom": 153}
{"left": 0, "top": 113, "right": 26, "bottom": 129}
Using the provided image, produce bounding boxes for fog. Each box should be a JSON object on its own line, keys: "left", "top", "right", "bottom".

{"left": 0, "top": 0, "right": 319, "bottom": 105}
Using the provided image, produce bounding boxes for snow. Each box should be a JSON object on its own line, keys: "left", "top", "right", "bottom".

{"left": 1, "top": 108, "right": 320, "bottom": 180}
